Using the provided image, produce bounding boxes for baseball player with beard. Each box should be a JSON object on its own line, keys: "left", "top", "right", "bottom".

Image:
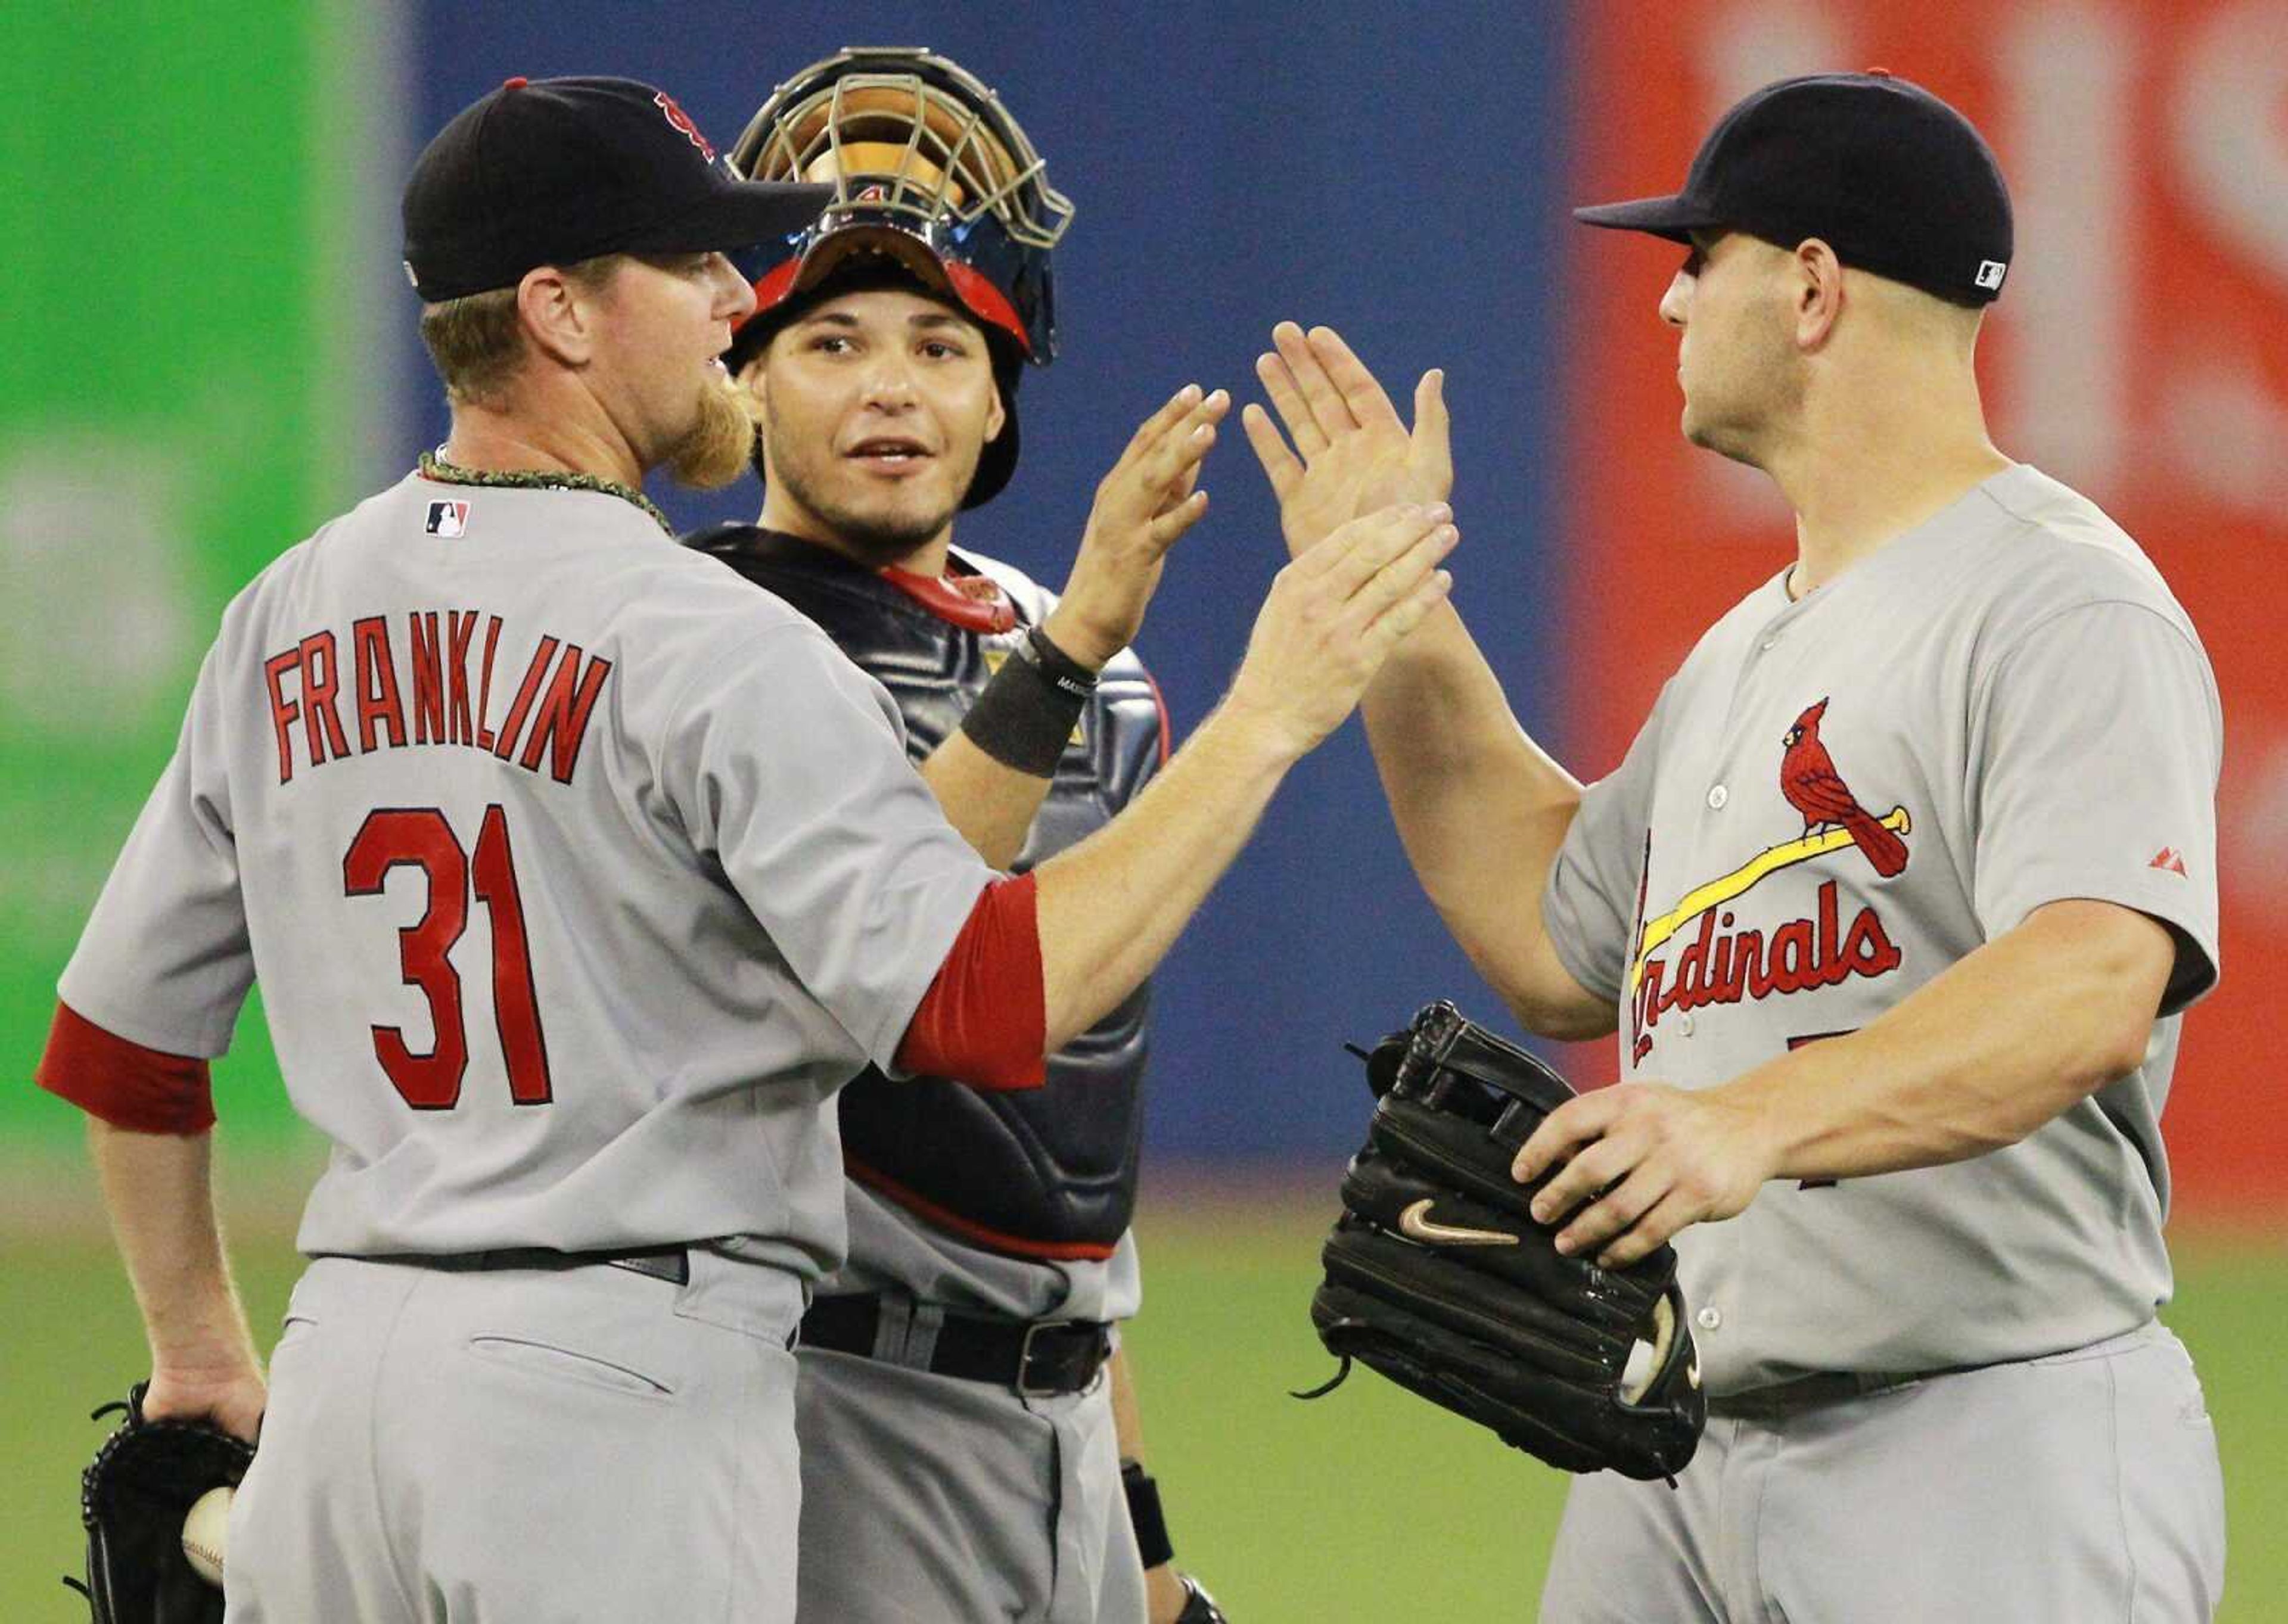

{"left": 1244, "top": 73, "right": 2224, "bottom": 1623}
{"left": 32, "top": 72, "right": 1456, "bottom": 1624}
{"left": 686, "top": 50, "right": 1221, "bottom": 1624}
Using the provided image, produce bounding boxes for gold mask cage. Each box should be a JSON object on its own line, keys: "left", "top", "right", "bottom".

{"left": 740, "top": 56, "right": 1074, "bottom": 251}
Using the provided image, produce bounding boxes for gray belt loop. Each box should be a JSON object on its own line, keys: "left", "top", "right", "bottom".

{"left": 869, "top": 1295, "right": 913, "bottom": 1363}
{"left": 903, "top": 1302, "right": 946, "bottom": 1369}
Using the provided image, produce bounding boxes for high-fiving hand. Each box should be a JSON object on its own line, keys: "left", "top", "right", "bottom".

{"left": 1242, "top": 323, "right": 1451, "bottom": 558}
{"left": 1046, "top": 383, "right": 1230, "bottom": 668}
{"left": 1223, "top": 501, "right": 1458, "bottom": 759}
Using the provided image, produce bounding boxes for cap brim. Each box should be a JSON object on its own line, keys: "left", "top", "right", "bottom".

{"left": 1570, "top": 192, "right": 1721, "bottom": 245}
{"left": 791, "top": 223, "right": 955, "bottom": 297}
{"left": 630, "top": 178, "right": 835, "bottom": 256}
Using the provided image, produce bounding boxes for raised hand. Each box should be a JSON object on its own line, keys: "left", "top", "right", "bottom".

{"left": 1044, "top": 384, "right": 1230, "bottom": 668}
{"left": 1223, "top": 502, "right": 1459, "bottom": 758}
{"left": 1242, "top": 323, "right": 1451, "bottom": 559}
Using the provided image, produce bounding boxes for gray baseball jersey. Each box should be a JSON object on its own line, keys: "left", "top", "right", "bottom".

{"left": 57, "top": 470, "right": 995, "bottom": 1275}
{"left": 1543, "top": 463, "right": 2221, "bottom": 1394}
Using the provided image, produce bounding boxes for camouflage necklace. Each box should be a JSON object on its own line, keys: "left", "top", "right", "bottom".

{"left": 419, "top": 449, "right": 673, "bottom": 536}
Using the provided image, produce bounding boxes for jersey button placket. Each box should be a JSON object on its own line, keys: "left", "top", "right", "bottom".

{"left": 1696, "top": 1305, "right": 1722, "bottom": 1332}
{"left": 1706, "top": 784, "right": 1728, "bottom": 810}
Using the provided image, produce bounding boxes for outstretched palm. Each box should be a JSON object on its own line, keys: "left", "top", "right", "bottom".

{"left": 1241, "top": 322, "right": 1453, "bottom": 559}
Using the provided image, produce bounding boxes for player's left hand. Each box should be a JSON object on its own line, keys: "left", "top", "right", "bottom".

{"left": 1046, "top": 383, "right": 1230, "bottom": 669}
{"left": 1509, "top": 1082, "right": 1779, "bottom": 1268}
{"left": 1242, "top": 322, "right": 1450, "bottom": 559}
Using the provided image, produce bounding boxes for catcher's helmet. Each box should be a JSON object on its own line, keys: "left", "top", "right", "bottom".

{"left": 725, "top": 47, "right": 1073, "bottom": 509}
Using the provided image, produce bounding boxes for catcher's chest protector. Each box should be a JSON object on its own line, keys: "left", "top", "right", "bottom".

{"left": 688, "top": 526, "right": 1161, "bottom": 1258}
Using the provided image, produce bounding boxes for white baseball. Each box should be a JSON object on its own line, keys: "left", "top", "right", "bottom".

{"left": 182, "top": 1485, "right": 232, "bottom": 1587}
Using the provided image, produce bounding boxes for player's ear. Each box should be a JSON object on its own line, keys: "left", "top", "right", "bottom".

{"left": 1791, "top": 239, "right": 1845, "bottom": 350}
{"left": 517, "top": 265, "right": 596, "bottom": 368}
{"left": 984, "top": 378, "right": 1007, "bottom": 444}
{"left": 735, "top": 353, "right": 769, "bottom": 413}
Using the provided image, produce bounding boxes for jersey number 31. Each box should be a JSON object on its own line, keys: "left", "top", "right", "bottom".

{"left": 343, "top": 805, "right": 552, "bottom": 1109}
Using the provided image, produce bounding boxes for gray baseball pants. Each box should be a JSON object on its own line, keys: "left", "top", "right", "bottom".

{"left": 794, "top": 1343, "right": 1147, "bottom": 1623}
{"left": 222, "top": 1250, "right": 807, "bottom": 1622}
{"left": 1539, "top": 1320, "right": 2224, "bottom": 1622}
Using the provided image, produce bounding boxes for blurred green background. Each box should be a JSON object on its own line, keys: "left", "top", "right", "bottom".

{"left": 6, "top": 1181, "right": 2281, "bottom": 1619}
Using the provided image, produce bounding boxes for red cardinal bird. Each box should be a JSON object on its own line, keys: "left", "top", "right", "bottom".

{"left": 1779, "top": 698, "right": 1908, "bottom": 877}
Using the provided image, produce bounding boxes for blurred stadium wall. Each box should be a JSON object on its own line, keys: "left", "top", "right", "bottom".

{"left": 5, "top": 2, "right": 2281, "bottom": 1227}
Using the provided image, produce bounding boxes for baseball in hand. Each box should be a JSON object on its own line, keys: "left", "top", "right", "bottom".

{"left": 182, "top": 1485, "right": 232, "bottom": 1587}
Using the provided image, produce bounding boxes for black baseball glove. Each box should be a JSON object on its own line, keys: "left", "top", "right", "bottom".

{"left": 66, "top": 1383, "right": 254, "bottom": 1623}
{"left": 1299, "top": 1001, "right": 1706, "bottom": 1482}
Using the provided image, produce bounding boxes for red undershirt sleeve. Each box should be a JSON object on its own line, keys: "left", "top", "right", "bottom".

{"left": 34, "top": 1001, "right": 216, "bottom": 1134}
{"left": 894, "top": 872, "right": 1047, "bottom": 1091}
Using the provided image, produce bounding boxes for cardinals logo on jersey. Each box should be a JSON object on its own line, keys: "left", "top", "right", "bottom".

{"left": 1780, "top": 698, "right": 1908, "bottom": 877}
{"left": 1622, "top": 698, "right": 1911, "bottom": 1062}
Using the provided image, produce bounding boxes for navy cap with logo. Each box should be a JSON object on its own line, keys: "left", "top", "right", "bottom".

{"left": 402, "top": 75, "right": 833, "bottom": 302}
{"left": 1574, "top": 71, "right": 2014, "bottom": 305}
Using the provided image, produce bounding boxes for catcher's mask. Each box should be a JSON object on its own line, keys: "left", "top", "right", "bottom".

{"left": 725, "top": 47, "right": 1073, "bottom": 509}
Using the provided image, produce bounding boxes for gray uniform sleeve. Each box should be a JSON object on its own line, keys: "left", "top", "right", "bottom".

{"left": 57, "top": 642, "right": 254, "bottom": 1056}
{"left": 1540, "top": 687, "right": 1671, "bottom": 1007}
{"left": 664, "top": 621, "right": 996, "bottom": 1069}
{"left": 1969, "top": 600, "right": 2221, "bottom": 1015}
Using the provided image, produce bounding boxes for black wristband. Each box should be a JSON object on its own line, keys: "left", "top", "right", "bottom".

{"left": 1121, "top": 1458, "right": 1176, "bottom": 1569}
{"left": 1024, "top": 624, "right": 1099, "bottom": 699}
{"left": 960, "top": 633, "right": 1090, "bottom": 777}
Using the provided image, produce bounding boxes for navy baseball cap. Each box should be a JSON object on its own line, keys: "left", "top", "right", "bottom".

{"left": 1574, "top": 71, "right": 2014, "bottom": 306}
{"left": 403, "top": 76, "right": 832, "bottom": 301}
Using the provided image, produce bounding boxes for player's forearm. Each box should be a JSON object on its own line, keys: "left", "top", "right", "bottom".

{"left": 1034, "top": 704, "right": 1295, "bottom": 1050}
{"left": 1717, "top": 901, "right": 2172, "bottom": 1180}
{"left": 1359, "top": 602, "right": 1599, "bottom": 1035}
{"left": 918, "top": 729, "right": 1052, "bottom": 870}
{"left": 88, "top": 1119, "right": 260, "bottom": 1375}
{"left": 1109, "top": 1344, "right": 1148, "bottom": 1460}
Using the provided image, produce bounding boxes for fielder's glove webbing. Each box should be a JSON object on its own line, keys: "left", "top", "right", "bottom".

{"left": 65, "top": 1382, "right": 254, "bottom": 1623}
{"left": 1298, "top": 1001, "right": 1706, "bottom": 1482}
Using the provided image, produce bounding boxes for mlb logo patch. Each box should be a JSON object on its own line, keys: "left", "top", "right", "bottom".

{"left": 1974, "top": 259, "right": 2007, "bottom": 292}
{"left": 425, "top": 499, "right": 471, "bottom": 538}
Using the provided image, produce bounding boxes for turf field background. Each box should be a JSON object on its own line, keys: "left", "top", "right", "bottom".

{"left": 5, "top": 1166, "right": 2281, "bottom": 1620}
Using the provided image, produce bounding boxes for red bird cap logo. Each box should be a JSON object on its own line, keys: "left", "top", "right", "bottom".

{"left": 652, "top": 91, "right": 717, "bottom": 161}
{"left": 1779, "top": 698, "right": 1908, "bottom": 878}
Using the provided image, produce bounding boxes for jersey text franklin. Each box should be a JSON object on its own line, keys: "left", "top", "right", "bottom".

{"left": 262, "top": 612, "right": 613, "bottom": 787}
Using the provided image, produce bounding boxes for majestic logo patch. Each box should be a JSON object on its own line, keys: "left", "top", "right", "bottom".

{"left": 2149, "top": 847, "right": 2189, "bottom": 876}
{"left": 1624, "top": 697, "right": 1911, "bottom": 1062}
{"left": 652, "top": 91, "right": 716, "bottom": 161}
{"left": 424, "top": 500, "right": 470, "bottom": 538}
